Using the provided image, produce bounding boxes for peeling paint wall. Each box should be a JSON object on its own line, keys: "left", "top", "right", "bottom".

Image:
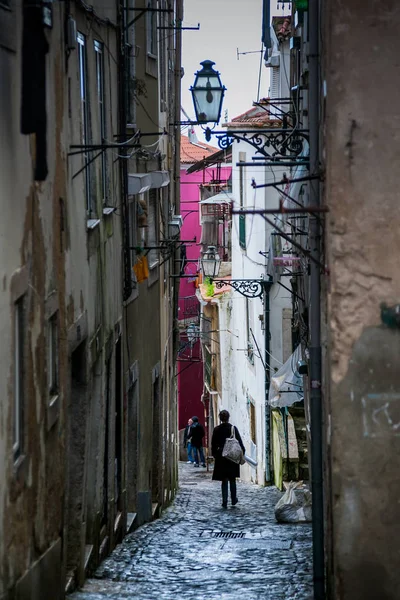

{"left": 324, "top": 2, "right": 400, "bottom": 598}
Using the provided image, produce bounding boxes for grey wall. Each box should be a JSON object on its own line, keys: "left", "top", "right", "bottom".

{"left": 324, "top": 2, "right": 400, "bottom": 598}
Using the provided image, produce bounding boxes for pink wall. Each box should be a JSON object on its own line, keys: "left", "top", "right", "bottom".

{"left": 177, "top": 164, "right": 231, "bottom": 431}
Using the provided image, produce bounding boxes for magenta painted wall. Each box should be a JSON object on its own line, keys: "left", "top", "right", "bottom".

{"left": 177, "top": 164, "right": 231, "bottom": 431}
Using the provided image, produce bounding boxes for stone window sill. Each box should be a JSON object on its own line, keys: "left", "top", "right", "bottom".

{"left": 47, "top": 394, "right": 60, "bottom": 431}
{"left": 87, "top": 218, "right": 100, "bottom": 230}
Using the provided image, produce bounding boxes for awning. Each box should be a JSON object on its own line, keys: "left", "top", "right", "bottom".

{"left": 128, "top": 170, "right": 170, "bottom": 195}
{"left": 199, "top": 190, "right": 233, "bottom": 206}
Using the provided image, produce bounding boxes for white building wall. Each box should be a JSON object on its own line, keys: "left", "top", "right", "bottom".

{"left": 222, "top": 134, "right": 292, "bottom": 485}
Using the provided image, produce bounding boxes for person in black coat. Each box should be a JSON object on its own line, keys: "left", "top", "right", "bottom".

{"left": 188, "top": 416, "right": 206, "bottom": 467}
{"left": 211, "top": 410, "right": 245, "bottom": 508}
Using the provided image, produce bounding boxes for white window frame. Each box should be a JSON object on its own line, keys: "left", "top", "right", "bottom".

{"left": 94, "top": 40, "right": 107, "bottom": 205}
{"left": 146, "top": 0, "right": 157, "bottom": 58}
{"left": 77, "top": 32, "right": 93, "bottom": 216}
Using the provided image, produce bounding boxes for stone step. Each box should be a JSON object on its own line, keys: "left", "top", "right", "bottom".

{"left": 126, "top": 512, "right": 137, "bottom": 534}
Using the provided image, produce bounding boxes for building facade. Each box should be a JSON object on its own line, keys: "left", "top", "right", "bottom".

{"left": 0, "top": 0, "right": 182, "bottom": 596}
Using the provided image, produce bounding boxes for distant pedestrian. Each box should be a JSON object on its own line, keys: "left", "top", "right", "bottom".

{"left": 184, "top": 418, "right": 194, "bottom": 463}
{"left": 211, "top": 410, "right": 245, "bottom": 509}
{"left": 189, "top": 416, "right": 206, "bottom": 467}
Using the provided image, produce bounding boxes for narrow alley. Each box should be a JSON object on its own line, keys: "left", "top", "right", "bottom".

{"left": 70, "top": 464, "right": 313, "bottom": 600}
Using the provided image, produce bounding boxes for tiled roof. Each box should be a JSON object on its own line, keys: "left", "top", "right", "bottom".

{"left": 272, "top": 16, "right": 292, "bottom": 41}
{"left": 223, "top": 102, "right": 283, "bottom": 128}
{"left": 181, "top": 134, "right": 218, "bottom": 164}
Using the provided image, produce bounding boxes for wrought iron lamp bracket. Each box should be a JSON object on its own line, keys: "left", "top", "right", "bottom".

{"left": 204, "top": 127, "right": 309, "bottom": 160}
{"left": 211, "top": 278, "right": 272, "bottom": 299}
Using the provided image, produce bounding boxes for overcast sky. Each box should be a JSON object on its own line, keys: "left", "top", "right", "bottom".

{"left": 181, "top": 0, "right": 270, "bottom": 126}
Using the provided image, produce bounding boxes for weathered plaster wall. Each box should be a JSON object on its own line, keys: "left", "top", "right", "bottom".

{"left": 0, "top": 6, "right": 68, "bottom": 597}
{"left": 325, "top": 2, "right": 400, "bottom": 598}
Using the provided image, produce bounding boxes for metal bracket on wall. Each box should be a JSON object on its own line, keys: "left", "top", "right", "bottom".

{"left": 203, "top": 127, "right": 309, "bottom": 163}
{"left": 124, "top": 7, "right": 173, "bottom": 32}
{"left": 211, "top": 278, "right": 273, "bottom": 299}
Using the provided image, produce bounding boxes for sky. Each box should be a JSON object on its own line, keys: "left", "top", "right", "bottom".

{"left": 181, "top": 0, "right": 271, "bottom": 128}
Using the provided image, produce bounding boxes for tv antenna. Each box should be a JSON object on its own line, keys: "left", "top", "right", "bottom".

{"left": 237, "top": 47, "right": 263, "bottom": 60}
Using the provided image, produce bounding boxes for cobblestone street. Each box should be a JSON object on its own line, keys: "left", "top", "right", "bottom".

{"left": 70, "top": 463, "right": 313, "bottom": 600}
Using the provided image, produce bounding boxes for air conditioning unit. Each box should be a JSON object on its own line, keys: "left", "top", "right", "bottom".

{"left": 270, "top": 54, "right": 280, "bottom": 67}
{"left": 168, "top": 215, "right": 183, "bottom": 237}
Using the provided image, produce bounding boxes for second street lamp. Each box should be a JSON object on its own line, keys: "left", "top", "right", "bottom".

{"left": 201, "top": 245, "right": 221, "bottom": 279}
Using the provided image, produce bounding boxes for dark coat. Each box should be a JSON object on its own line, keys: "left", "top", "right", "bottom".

{"left": 211, "top": 422, "right": 245, "bottom": 481}
{"left": 183, "top": 425, "right": 191, "bottom": 447}
{"left": 188, "top": 422, "right": 205, "bottom": 448}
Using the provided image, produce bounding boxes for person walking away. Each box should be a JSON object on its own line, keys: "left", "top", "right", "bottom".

{"left": 184, "top": 418, "right": 194, "bottom": 463}
{"left": 189, "top": 416, "right": 206, "bottom": 467}
{"left": 211, "top": 410, "right": 245, "bottom": 508}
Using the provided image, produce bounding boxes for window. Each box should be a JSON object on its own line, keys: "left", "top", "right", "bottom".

{"left": 269, "top": 66, "right": 281, "bottom": 119}
{"left": 158, "top": 0, "right": 166, "bottom": 110}
{"left": 146, "top": 190, "right": 158, "bottom": 268}
{"left": 238, "top": 152, "right": 246, "bottom": 250}
{"left": 77, "top": 32, "right": 93, "bottom": 215}
{"left": 246, "top": 299, "right": 254, "bottom": 365}
{"left": 94, "top": 40, "right": 107, "bottom": 204}
{"left": 0, "top": 0, "right": 16, "bottom": 52}
{"left": 146, "top": 0, "right": 157, "bottom": 57}
{"left": 13, "top": 296, "right": 25, "bottom": 460}
{"left": 48, "top": 312, "right": 59, "bottom": 397}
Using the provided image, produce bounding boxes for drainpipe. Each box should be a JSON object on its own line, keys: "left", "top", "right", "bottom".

{"left": 308, "top": 0, "right": 325, "bottom": 597}
{"left": 264, "top": 280, "right": 272, "bottom": 483}
{"left": 118, "top": 0, "right": 131, "bottom": 302}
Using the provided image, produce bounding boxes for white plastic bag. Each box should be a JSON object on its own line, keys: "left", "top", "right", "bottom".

{"left": 274, "top": 481, "right": 312, "bottom": 523}
{"left": 222, "top": 426, "right": 244, "bottom": 464}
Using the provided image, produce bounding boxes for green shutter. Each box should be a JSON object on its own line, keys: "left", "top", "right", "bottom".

{"left": 239, "top": 213, "right": 246, "bottom": 249}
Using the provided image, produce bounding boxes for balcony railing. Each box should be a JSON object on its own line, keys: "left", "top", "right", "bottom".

{"left": 178, "top": 295, "right": 200, "bottom": 325}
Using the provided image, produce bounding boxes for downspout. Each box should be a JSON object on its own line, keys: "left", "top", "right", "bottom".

{"left": 264, "top": 280, "right": 272, "bottom": 483}
{"left": 308, "top": 0, "right": 325, "bottom": 597}
{"left": 172, "top": 0, "right": 183, "bottom": 359}
{"left": 118, "top": 0, "right": 131, "bottom": 302}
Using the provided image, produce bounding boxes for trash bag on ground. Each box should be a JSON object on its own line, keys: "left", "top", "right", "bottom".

{"left": 274, "top": 481, "right": 312, "bottom": 523}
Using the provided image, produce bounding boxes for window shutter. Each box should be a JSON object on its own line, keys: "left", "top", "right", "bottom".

{"left": 269, "top": 66, "right": 281, "bottom": 119}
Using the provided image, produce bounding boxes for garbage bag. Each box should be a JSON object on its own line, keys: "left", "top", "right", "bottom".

{"left": 274, "top": 481, "right": 312, "bottom": 523}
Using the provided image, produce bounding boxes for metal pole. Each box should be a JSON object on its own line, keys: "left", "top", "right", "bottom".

{"left": 308, "top": 0, "right": 325, "bottom": 597}
{"left": 264, "top": 282, "right": 272, "bottom": 483}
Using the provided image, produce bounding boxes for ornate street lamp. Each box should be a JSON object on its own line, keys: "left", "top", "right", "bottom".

{"left": 201, "top": 245, "right": 221, "bottom": 278}
{"left": 190, "top": 60, "right": 226, "bottom": 125}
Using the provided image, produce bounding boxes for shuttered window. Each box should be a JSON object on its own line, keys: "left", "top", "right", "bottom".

{"left": 269, "top": 66, "right": 281, "bottom": 119}
{"left": 238, "top": 152, "right": 246, "bottom": 249}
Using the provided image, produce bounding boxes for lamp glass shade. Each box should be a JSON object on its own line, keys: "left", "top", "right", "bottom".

{"left": 190, "top": 60, "right": 226, "bottom": 124}
{"left": 201, "top": 245, "right": 221, "bottom": 278}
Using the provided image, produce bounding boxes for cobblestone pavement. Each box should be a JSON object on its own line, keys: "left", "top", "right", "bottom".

{"left": 70, "top": 463, "right": 313, "bottom": 600}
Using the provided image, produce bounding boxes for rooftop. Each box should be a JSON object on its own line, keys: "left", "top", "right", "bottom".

{"left": 223, "top": 102, "right": 283, "bottom": 129}
{"left": 181, "top": 133, "right": 218, "bottom": 164}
